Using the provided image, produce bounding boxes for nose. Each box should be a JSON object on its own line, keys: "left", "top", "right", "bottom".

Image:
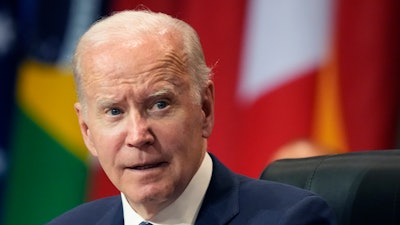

{"left": 125, "top": 113, "right": 155, "bottom": 148}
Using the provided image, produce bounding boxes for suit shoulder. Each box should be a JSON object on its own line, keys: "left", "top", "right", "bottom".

{"left": 237, "top": 176, "right": 336, "bottom": 224}
{"left": 238, "top": 175, "right": 319, "bottom": 206}
{"left": 46, "top": 195, "right": 122, "bottom": 225}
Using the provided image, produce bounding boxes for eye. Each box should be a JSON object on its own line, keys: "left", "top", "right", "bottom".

{"left": 155, "top": 101, "right": 168, "bottom": 109}
{"left": 108, "top": 108, "right": 123, "bottom": 116}
{"left": 149, "top": 100, "right": 170, "bottom": 112}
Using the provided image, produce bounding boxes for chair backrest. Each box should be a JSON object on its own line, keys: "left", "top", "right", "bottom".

{"left": 260, "top": 149, "right": 400, "bottom": 225}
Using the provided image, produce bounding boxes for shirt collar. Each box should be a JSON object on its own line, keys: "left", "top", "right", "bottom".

{"left": 122, "top": 153, "right": 213, "bottom": 225}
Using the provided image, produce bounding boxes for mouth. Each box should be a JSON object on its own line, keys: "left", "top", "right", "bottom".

{"left": 128, "top": 162, "right": 167, "bottom": 171}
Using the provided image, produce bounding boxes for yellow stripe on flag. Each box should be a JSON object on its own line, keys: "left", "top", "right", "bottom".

{"left": 312, "top": 47, "right": 347, "bottom": 153}
{"left": 16, "top": 60, "right": 88, "bottom": 161}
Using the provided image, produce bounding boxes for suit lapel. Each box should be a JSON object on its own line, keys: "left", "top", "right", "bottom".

{"left": 195, "top": 154, "right": 240, "bottom": 225}
{"left": 96, "top": 197, "right": 124, "bottom": 225}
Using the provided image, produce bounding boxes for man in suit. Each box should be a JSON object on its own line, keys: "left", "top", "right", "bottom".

{"left": 47, "top": 10, "right": 337, "bottom": 225}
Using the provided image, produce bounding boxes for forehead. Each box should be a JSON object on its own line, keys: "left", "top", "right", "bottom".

{"left": 79, "top": 31, "right": 190, "bottom": 89}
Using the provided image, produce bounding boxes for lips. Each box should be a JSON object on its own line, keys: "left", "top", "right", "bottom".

{"left": 129, "top": 162, "right": 167, "bottom": 170}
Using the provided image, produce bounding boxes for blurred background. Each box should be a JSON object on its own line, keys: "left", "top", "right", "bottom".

{"left": 0, "top": 0, "right": 399, "bottom": 224}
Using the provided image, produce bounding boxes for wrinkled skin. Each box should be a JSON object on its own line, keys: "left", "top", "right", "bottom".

{"left": 75, "top": 31, "right": 214, "bottom": 219}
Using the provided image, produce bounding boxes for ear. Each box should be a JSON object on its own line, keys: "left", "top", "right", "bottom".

{"left": 201, "top": 80, "right": 215, "bottom": 138}
{"left": 74, "top": 102, "right": 98, "bottom": 157}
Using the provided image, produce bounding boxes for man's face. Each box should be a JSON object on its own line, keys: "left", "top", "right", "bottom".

{"left": 75, "top": 33, "right": 214, "bottom": 215}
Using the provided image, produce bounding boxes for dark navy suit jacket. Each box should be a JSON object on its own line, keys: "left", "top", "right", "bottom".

{"left": 47, "top": 154, "right": 337, "bottom": 225}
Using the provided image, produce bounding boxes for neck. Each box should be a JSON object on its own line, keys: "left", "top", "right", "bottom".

{"left": 131, "top": 200, "right": 171, "bottom": 220}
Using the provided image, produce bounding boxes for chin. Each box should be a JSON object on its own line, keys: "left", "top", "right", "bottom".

{"left": 131, "top": 184, "right": 173, "bottom": 204}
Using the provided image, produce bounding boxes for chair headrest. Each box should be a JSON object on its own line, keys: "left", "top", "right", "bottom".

{"left": 260, "top": 149, "right": 400, "bottom": 225}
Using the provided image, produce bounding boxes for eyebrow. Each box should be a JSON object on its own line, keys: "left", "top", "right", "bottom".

{"left": 96, "top": 98, "right": 118, "bottom": 109}
{"left": 149, "top": 89, "right": 170, "bottom": 98}
{"left": 147, "top": 85, "right": 177, "bottom": 100}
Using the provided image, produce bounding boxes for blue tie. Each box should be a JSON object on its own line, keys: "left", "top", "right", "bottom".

{"left": 139, "top": 222, "right": 153, "bottom": 225}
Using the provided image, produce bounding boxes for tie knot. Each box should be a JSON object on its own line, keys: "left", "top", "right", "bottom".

{"left": 139, "top": 222, "right": 153, "bottom": 225}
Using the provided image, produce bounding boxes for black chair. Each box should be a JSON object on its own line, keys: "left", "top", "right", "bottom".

{"left": 260, "top": 149, "right": 400, "bottom": 225}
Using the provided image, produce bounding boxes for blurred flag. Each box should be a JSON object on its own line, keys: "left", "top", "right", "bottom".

{"left": 231, "top": 0, "right": 400, "bottom": 176}
{"left": 330, "top": 0, "right": 400, "bottom": 151}
{"left": 0, "top": 1, "right": 19, "bottom": 221}
{"left": 234, "top": 0, "right": 336, "bottom": 175}
{"left": 180, "top": 0, "right": 400, "bottom": 177}
{"left": 1, "top": 0, "right": 109, "bottom": 224}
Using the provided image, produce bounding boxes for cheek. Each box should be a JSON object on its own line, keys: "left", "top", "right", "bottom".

{"left": 158, "top": 112, "right": 204, "bottom": 159}
{"left": 90, "top": 126, "right": 125, "bottom": 159}
{"left": 90, "top": 128, "right": 126, "bottom": 187}
{"left": 160, "top": 117, "right": 199, "bottom": 144}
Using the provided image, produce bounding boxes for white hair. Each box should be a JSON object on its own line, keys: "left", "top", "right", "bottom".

{"left": 73, "top": 10, "right": 212, "bottom": 104}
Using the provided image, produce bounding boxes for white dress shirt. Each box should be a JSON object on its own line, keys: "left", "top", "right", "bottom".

{"left": 122, "top": 153, "right": 213, "bottom": 225}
